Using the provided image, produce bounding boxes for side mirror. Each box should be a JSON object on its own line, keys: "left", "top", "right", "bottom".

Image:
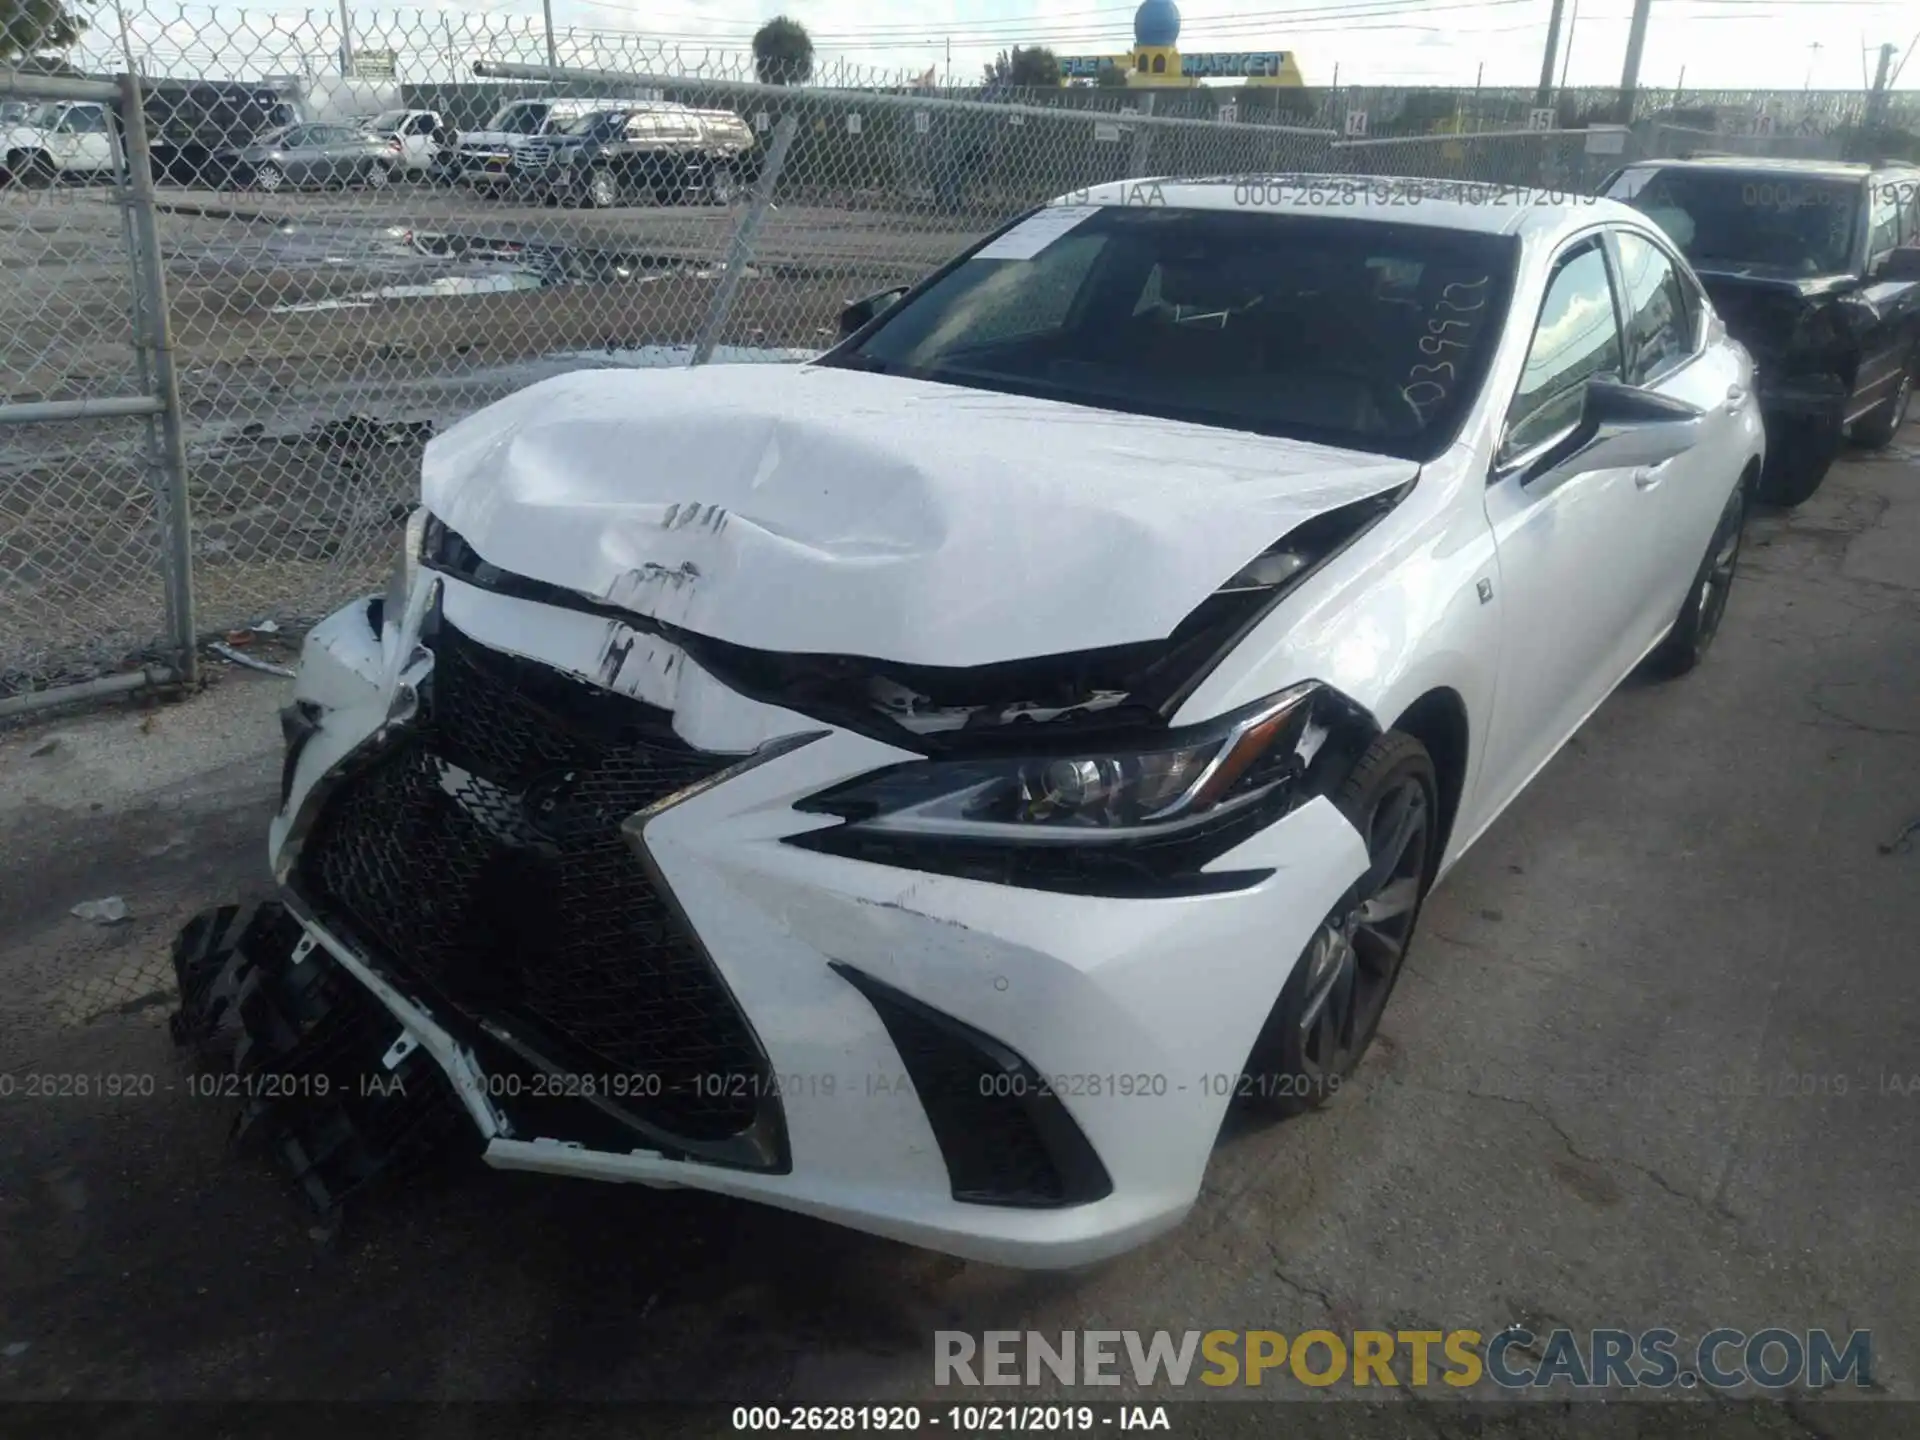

{"left": 1876, "top": 245, "right": 1920, "bottom": 282}
{"left": 1519, "top": 377, "right": 1706, "bottom": 486}
{"left": 838, "top": 286, "right": 908, "bottom": 341}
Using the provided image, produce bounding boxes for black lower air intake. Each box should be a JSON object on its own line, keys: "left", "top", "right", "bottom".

{"left": 831, "top": 963, "right": 1113, "bottom": 1209}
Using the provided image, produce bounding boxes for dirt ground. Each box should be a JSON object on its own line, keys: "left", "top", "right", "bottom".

{"left": 2, "top": 429, "right": 1916, "bottom": 1430}
{"left": 3, "top": 182, "right": 926, "bottom": 695}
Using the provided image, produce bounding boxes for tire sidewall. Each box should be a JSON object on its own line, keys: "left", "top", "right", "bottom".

{"left": 1241, "top": 735, "right": 1438, "bottom": 1117}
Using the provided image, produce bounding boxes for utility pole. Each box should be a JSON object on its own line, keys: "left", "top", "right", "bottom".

{"left": 1865, "top": 40, "right": 1894, "bottom": 129}
{"left": 338, "top": 0, "right": 355, "bottom": 75}
{"left": 542, "top": 0, "right": 557, "bottom": 69}
{"left": 1804, "top": 40, "right": 1822, "bottom": 90}
{"left": 1617, "top": 0, "right": 1654, "bottom": 123}
{"left": 1536, "top": 0, "right": 1567, "bottom": 107}
{"left": 1560, "top": 0, "right": 1579, "bottom": 90}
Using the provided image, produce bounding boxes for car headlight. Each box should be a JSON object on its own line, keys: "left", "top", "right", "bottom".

{"left": 789, "top": 681, "right": 1375, "bottom": 893}
{"left": 382, "top": 506, "right": 426, "bottom": 632}
{"left": 806, "top": 682, "right": 1324, "bottom": 844}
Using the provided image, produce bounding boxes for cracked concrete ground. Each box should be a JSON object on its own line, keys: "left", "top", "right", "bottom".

{"left": 0, "top": 435, "right": 1916, "bottom": 1424}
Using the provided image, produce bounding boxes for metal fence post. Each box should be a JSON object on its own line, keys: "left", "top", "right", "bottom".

{"left": 118, "top": 71, "right": 200, "bottom": 686}
{"left": 1128, "top": 92, "right": 1156, "bottom": 176}
{"left": 691, "top": 114, "right": 798, "bottom": 367}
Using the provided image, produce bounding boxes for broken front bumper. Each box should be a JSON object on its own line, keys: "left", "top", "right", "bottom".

{"left": 265, "top": 574, "right": 1369, "bottom": 1268}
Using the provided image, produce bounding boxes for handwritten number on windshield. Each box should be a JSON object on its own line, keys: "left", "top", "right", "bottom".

{"left": 1403, "top": 276, "right": 1490, "bottom": 420}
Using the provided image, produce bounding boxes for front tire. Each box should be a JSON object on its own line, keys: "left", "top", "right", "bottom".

{"left": 1239, "top": 731, "right": 1438, "bottom": 1118}
{"left": 364, "top": 160, "right": 392, "bottom": 189}
{"left": 1644, "top": 473, "right": 1748, "bottom": 679}
{"left": 16, "top": 150, "right": 56, "bottom": 187}
{"left": 1850, "top": 366, "right": 1913, "bottom": 450}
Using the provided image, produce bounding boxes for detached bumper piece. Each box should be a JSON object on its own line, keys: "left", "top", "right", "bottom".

{"left": 168, "top": 902, "right": 472, "bottom": 1213}
{"left": 833, "top": 963, "right": 1113, "bottom": 1209}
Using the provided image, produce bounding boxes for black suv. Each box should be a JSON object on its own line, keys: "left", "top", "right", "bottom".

{"left": 517, "top": 103, "right": 756, "bottom": 208}
{"left": 1602, "top": 157, "right": 1920, "bottom": 504}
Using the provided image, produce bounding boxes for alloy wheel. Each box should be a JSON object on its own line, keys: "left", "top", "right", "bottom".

{"left": 589, "top": 169, "right": 618, "bottom": 208}
{"left": 1694, "top": 484, "right": 1747, "bottom": 651}
{"left": 1295, "top": 775, "right": 1432, "bottom": 1084}
{"left": 254, "top": 163, "right": 282, "bottom": 193}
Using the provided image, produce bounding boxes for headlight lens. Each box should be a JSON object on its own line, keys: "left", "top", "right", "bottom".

{"left": 800, "top": 681, "right": 1327, "bottom": 844}
{"left": 383, "top": 506, "right": 426, "bottom": 631}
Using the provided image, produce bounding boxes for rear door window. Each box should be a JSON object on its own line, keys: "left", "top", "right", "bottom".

{"left": 1614, "top": 231, "right": 1697, "bottom": 385}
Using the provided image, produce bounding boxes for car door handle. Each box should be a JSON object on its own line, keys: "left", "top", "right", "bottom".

{"left": 1724, "top": 383, "right": 1748, "bottom": 410}
{"left": 1633, "top": 461, "right": 1672, "bottom": 489}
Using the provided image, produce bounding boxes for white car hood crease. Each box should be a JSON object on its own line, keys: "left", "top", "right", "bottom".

{"left": 421, "top": 364, "right": 1419, "bottom": 668}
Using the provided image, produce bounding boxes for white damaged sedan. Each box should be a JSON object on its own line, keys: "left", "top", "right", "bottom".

{"left": 201, "top": 177, "right": 1764, "bottom": 1268}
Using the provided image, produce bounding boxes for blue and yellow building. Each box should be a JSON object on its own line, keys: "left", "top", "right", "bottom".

{"left": 1059, "top": 1, "right": 1306, "bottom": 88}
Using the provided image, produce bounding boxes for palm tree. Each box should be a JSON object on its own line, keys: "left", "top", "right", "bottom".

{"left": 752, "top": 16, "right": 813, "bottom": 86}
{"left": 1, "top": 0, "right": 86, "bottom": 62}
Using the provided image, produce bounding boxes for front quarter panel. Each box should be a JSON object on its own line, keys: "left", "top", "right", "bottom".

{"left": 1171, "top": 445, "right": 1500, "bottom": 877}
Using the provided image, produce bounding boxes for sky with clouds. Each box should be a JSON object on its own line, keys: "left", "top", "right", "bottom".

{"left": 466, "top": 0, "right": 1914, "bottom": 89}
{"left": 79, "top": 0, "right": 1919, "bottom": 92}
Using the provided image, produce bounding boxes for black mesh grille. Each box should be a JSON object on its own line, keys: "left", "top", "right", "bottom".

{"left": 833, "top": 964, "right": 1113, "bottom": 1209}
{"left": 300, "top": 621, "right": 775, "bottom": 1146}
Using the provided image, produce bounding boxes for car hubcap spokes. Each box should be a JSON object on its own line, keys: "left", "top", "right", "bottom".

{"left": 1297, "top": 926, "right": 1359, "bottom": 1071}
{"left": 1698, "top": 493, "right": 1744, "bottom": 641}
{"left": 1297, "top": 777, "right": 1430, "bottom": 1076}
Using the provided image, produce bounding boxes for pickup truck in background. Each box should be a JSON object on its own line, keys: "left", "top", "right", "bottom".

{"left": 1, "top": 101, "right": 117, "bottom": 185}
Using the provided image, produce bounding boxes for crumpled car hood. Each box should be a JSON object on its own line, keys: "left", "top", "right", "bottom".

{"left": 420, "top": 364, "right": 1418, "bottom": 668}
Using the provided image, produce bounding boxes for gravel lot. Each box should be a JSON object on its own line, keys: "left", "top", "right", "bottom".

{"left": 1, "top": 181, "right": 973, "bottom": 695}
{"left": 1, "top": 430, "right": 1916, "bottom": 1429}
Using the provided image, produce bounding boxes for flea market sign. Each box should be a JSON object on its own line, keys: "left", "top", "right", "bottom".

{"left": 1060, "top": 52, "right": 1290, "bottom": 79}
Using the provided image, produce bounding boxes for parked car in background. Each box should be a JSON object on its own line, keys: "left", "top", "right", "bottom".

{"left": 2, "top": 101, "right": 117, "bottom": 186}
{"left": 214, "top": 122, "right": 402, "bottom": 192}
{"left": 518, "top": 102, "right": 755, "bottom": 207}
{"left": 358, "top": 108, "right": 451, "bottom": 177}
{"left": 456, "top": 96, "right": 607, "bottom": 193}
{"left": 175, "top": 178, "right": 1767, "bottom": 1267}
{"left": 144, "top": 81, "right": 299, "bottom": 187}
{"left": 1604, "top": 157, "right": 1920, "bottom": 504}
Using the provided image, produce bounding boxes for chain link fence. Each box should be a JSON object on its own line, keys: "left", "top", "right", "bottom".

{"left": 0, "top": 71, "right": 197, "bottom": 707}
{"left": 5, "top": 5, "right": 1919, "bottom": 708}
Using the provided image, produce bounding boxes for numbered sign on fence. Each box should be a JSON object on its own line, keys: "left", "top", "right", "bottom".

{"left": 914, "top": 111, "right": 930, "bottom": 135}
{"left": 1009, "top": 113, "right": 1026, "bottom": 127}
{"left": 846, "top": 113, "right": 863, "bottom": 135}
{"left": 1218, "top": 102, "right": 1239, "bottom": 124}
{"left": 1343, "top": 109, "right": 1368, "bottom": 137}
{"left": 1094, "top": 121, "right": 1122, "bottom": 143}
{"left": 753, "top": 112, "right": 770, "bottom": 133}
{"left": 1527, "top": 107, "right": 1556, "bottom": 131}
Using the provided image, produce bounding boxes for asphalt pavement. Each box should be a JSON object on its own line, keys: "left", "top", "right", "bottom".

{"left": 0, "top": 435, "right": 1917, "bottom": 1420}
